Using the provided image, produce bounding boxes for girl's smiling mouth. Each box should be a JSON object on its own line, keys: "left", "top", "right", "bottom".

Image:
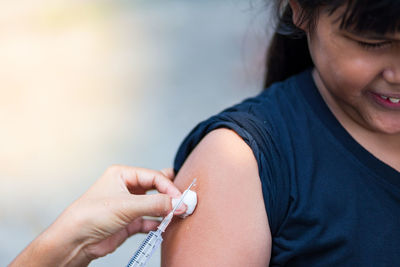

{"left": 369, "top": 92, "right": 400, "bottom": 110}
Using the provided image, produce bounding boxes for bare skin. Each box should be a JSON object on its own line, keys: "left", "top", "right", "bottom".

{"left": 162, "top": 129, "right": 271, "bottom": 266}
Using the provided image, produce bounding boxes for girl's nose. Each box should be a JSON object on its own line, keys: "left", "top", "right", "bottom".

{"left": 383, "top": 68, "right": 400, "bottom": 84}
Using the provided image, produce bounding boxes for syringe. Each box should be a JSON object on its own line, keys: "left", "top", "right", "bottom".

{"left": 125, "top": 178, "right": 197, "bottom": 267}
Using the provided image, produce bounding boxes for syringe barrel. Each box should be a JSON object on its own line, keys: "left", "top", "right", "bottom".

{"left": 126, "top": 230, "right": 163, "bottom": 267}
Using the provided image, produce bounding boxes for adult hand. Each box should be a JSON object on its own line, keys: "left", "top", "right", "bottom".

{"left": 10, "top": 165, "right": 186, "bottom": 267}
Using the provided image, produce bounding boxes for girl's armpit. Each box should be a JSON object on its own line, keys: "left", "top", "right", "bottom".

{"left": 161, "top": 128, "right": 272, "bottom": 267}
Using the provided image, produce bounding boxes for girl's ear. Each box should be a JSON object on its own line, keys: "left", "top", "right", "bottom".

{"left": 289, "top": 0, "right": 306, "bottom": 31}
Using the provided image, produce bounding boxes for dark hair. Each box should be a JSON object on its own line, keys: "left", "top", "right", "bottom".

{"left": 264, "top": 0, "right": 400, "bottom": 88}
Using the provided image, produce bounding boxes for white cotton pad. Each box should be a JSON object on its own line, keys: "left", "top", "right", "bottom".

{"left": 179, "top": 189, "right": 197, "bottom": 218}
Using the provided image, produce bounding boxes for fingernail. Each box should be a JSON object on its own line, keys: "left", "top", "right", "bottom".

{"left": 172, "top": 198, "right": 187, "bottom": 214}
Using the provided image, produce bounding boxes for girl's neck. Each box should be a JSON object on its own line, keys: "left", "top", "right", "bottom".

{"left": 311, "top": 68, "right": 400, "bottom": 172}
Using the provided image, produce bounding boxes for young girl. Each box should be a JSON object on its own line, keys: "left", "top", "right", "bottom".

{"left": 162, "top": 0, "right": 400, "bottom": 265}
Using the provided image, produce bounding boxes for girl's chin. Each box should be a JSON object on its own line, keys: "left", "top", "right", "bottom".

{"left": 362, "top": 104, "right": 400, "bottom": 135}
{"left": 372, "top": 120, "right": 400, "bottom": 135}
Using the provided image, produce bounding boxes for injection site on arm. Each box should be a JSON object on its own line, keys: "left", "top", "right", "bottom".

{"left": 162, "top": 129, "right": 272, "bottom": 267}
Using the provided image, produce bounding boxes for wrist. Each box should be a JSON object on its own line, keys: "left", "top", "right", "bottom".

{"left": 10, "top": 207, "right": 92, "bottom": 267}
{"left": 44, "top": 220, "right": 91, "bottom": 266}
{"left": 9, "top": 225, "right": 89, "bottom": 267}
{"left": 44, "top": 206, "right": 93, "bottom": 266}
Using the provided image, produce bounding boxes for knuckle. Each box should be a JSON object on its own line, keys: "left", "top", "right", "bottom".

{"left": 117, "top": 198, "right": 134, "bottom": 221}
{"left": 106, "top": 164, "right": 122, "bottom": 175}
{"left": 157, "top": 195, "right": 172, "bottom": 216}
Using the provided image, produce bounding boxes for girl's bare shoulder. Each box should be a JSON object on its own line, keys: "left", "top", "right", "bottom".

{"left": 162, "top": 128, "right": 271, "bottom": 267}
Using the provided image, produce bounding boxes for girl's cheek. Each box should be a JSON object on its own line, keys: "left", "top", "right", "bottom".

{"left": 331, "top": 52, "right": 382, "bottom": 93}
{"left": 342, "top": 58, "right": 374, "bottom": 85}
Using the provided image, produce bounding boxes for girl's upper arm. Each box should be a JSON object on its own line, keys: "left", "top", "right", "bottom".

{"left": 161, "top": 128, "right": 272, "bottom": 266}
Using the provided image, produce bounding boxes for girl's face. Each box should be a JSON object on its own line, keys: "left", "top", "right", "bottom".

{"left": 304, "top": 6, "right": 400, "bottom": 135}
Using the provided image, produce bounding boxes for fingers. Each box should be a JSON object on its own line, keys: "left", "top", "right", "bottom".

{"left": 139, "top": 219, "right": 161, "bottom": 233}
{"left": 125, "top": 217, "right": 161, "bottom": 236}
{"left": 160, "top": 168, "right": 175, "bottom": 180}
{"left": 125, "top": 193, "right": 186, "bottom": 220}
{"left": 112, "top": 165, "right": 182, "bottom": 198}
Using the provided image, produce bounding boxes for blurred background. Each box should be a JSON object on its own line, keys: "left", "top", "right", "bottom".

{"left": 0, "top": 0, "right": 273, "bottom": 265}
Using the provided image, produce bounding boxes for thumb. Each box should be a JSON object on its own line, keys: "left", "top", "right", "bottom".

{"left": 126, "top": 193, "right": 173, "bottom": 219}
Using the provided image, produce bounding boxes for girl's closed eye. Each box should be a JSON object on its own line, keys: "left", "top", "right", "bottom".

{"left": 356, "top": 40, "right": 393, "bottom": 50}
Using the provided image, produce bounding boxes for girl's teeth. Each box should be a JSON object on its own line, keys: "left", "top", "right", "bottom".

{"left": 379, "top": 95, "right": 400, "bottom": 103}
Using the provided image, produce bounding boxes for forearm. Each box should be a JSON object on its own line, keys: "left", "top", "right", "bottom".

{"left": 9, "top": 212, "right": 90, "bottom": 267}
